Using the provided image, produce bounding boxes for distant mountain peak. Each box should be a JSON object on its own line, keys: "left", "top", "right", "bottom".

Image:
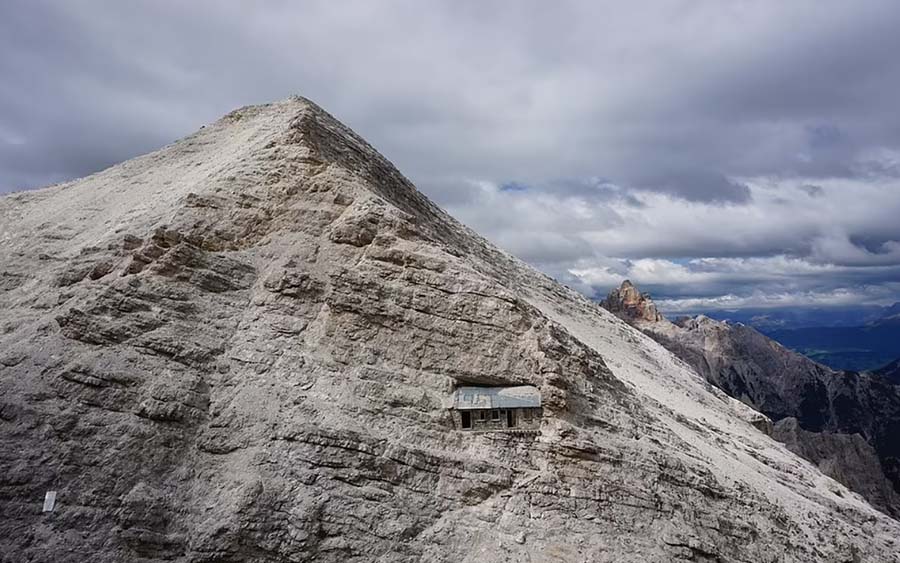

{"left": 874, "top": 357, "right": 900, "bottom": 385}
{"left": 600, "top": 279, "right": 664, "bottom": 323}
{"left": 674, "top": 313, "right": 728, "bottom": 331}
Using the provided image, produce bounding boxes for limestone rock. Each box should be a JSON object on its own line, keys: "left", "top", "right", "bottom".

{"left": 775, "top": 417, "right": 900, "bottom": 513}
{"left": 1, "top": 98, "right": 899, "bottom": 562}
{"left": 599, "top": 279, "right": 663, "bottom": 322}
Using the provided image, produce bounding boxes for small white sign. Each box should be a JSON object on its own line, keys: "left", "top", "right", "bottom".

{"left": 42, "top": 491, "right": 56, "bottom": 512}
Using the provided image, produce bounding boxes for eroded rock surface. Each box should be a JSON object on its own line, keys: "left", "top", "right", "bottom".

{"left": 2, "top": 98, "right": 899, "bottom": 562}
{"left": 774, "top": 417, "right": 900, "bottom": 513}
{"left": 599, "top": 279, "right": 663, "bottom": 323}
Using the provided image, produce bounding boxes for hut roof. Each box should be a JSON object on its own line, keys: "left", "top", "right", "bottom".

{"left": 452, "top": 385, "right": 541, "bottom": 410}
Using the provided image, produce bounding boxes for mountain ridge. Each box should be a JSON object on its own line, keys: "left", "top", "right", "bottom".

{"left": 2, "top": 97, "right": 899, "bottom": 562}
{"left": 876, "top": 358, "right": 900, "bottom": 386}
{"left": 601, "top": 280, "right": 900, "bottom": 518}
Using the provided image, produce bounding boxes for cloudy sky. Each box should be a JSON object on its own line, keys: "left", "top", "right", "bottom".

{"left": 3, "top": 1, "right": 900, "bottom": 312}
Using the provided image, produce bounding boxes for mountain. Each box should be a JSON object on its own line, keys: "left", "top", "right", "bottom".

{"left": 876, "top": 358, "right": 900, "bottom": 386}
{"left": 598, "top": 279, "right": 663, "bottom": 323}
{"left": 683, "top": 304, "right": 900, "bottom": 331}
{"left": 2, "top": 98, "right": 899, "bottom": 562}
{"left": 878, "top": 302, "right": 900, "bottom": 324}
{"left": 602, "top": 281, "right": 900, "bottom": 518}
{"left": 677, "top": 304, "right": 900, "bottom": 371}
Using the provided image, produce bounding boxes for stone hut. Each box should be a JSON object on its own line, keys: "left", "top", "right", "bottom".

{"left": 450, "top": 385, "right": 542, "bottom": 432}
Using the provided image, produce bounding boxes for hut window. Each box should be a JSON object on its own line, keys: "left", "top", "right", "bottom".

{"left": 478, "top": 411, "right": 487, "bottom": 421}
{"left": 523, "top": 409, "right": 532, "bottom": 420}
{"left": 491, "top": 409, "right": 500, "bottom": 421}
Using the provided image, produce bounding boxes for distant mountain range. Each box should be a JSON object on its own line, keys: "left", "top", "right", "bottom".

{"left": 602, "top": 281, "right": 900, "bottom": 518}
{"left": 763, "top": 324, "right": 900, "bottom": 371}
{"left": 672, "top": 303, "right": 900, "bottom": 371}
{"left": 675, "top": 302, "right": 900, "bottom": 330}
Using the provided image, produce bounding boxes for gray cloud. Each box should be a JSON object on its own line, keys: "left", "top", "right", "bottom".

{"left": 799, "top": 184, "right": 825, "bottom": 198}
{"left": 2, "top": 0, "right": 899, "bottom": 310}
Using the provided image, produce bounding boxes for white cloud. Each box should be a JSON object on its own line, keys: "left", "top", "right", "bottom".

{"left": 2, "top": 0, "right": 900, "bottom": 309}
{"left": 447, "top": 176, "right": 900, "bottom": 306}
{"left": 657, "top": 284, "right": 900, "bottom": 312}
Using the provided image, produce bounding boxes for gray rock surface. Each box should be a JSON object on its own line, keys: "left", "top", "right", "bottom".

{"left": 602, "top": 281, "right": 900, "bottom": 518}
{"left": 2, "top": 97, "right": 900, "bottom": 562}
{"left": 876, "top": 358, "right": 900, "bottom": 385}
{"left": 774, "top": 417, "right": 900, "bottom": 511}
{"left": 598, "top": 279, "right": 663, "bottom": 323}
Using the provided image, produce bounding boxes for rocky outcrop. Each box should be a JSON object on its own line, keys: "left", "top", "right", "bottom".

{"left": 601, "top": 280, "right": 900, "bottom": 518}
{"left": 599, "top": 279, "right": 663, "bottom": 322}
{"left": 2, "top": 98, "right": 900, "bottom": 562}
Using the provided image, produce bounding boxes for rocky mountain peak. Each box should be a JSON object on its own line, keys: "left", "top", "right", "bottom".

{"left": 600, "top": 279, "right": 664, "bottom": 323}
{"left": 674, "top": 314, "right": 728, "bottom": 332}
{"left": 2, "top": 98, "right": 900, "bottom": 561}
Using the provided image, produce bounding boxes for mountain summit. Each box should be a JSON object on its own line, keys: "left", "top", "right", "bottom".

{"left": 2, "top": 98, "right": 899, "bottom": 562}
{"left": 599, "top": 279, "right": 663, "bottom": 323}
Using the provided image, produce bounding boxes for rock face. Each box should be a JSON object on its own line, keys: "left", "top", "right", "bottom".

{"left": 774, "top": 418, "right": 900, "bottom": 512}
{"left": 601, "top": 280, "right": 900, "bottom": 518}
{"left": 2, "top": 98, "right": 900, "bottom": 562}
{"left": 599, "top": 279, "right": 663, "bottom": 322}
{"left": 876, "top": 358, "right": 900, "bottom": 385}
